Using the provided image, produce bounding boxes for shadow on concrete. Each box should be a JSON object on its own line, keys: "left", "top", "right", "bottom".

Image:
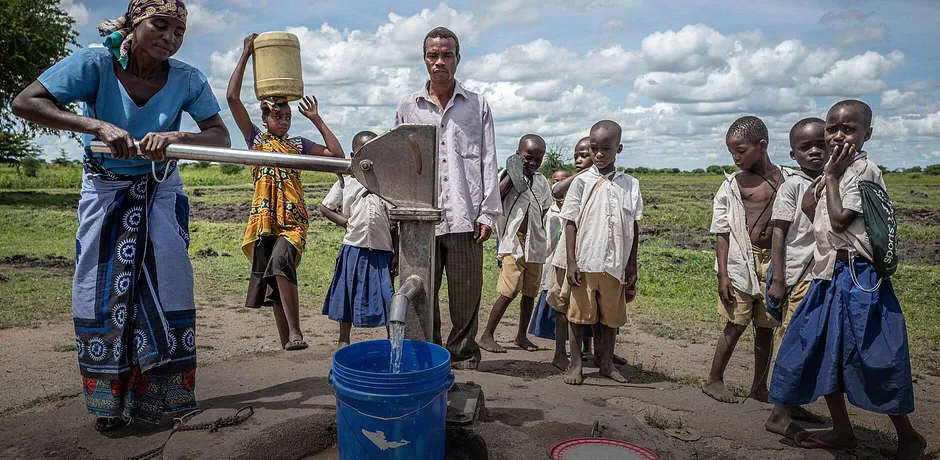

{"left": 199, "top": 376, "right": 334, "bottom": 413}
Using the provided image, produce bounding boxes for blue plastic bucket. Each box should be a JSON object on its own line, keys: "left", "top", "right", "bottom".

{"left": 330, "top": 339, "right": 454, "bottom": 459}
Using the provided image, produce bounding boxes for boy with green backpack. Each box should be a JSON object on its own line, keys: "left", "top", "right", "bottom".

{"left": 766, "top": 100, "right": 925, "bottom": 458}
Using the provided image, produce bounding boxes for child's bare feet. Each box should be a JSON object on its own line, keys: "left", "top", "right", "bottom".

{"left": 701, "top": 379, "right": 738, "bottom": 403}
{"left": 564, "top": 362, "right": 583, "bottom": 385}
{"left": 895, "top": 433, "right": 927, "bottom": 460}
{"left": 552, "top": 354, "right": 569, "bottom": 371}
{"left": 513, "top": 336, "right": 538, "bottom": 352}
{"left": 795, "top": 430, "right": 859, "bottom": 450}
{"left": 478, "top": 334, "right": 506, "bottom": 353}
{"left": 789, "top": 406, "right": 825, "bottom": 424}
{"left": 599, "top": 363, "right": 627, "bottom": 383}
{"left": 764, "top": 406, "right": 803, "bottom": 439}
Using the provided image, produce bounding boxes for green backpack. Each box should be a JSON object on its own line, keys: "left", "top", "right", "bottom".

{"left": 858, "top": 179, "right": 899, "bottom": 278}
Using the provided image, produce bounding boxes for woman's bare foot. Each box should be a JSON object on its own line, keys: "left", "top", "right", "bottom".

{"left": 94, "top": 417, "right": 126, "bottom": 432}
{"left": 552, "top": 354, "right": 569, "bottom": 371}
{"left": 478, "top": 334, "right": 506, "bottom": 353}
{"left": 795, "top": 430, "right": 858, "bottom": 450}
{"left": 513, "top": 336, "right": 539, "bottom": 352}
{"left": 701, "top": 380, "right": 738, "bottom": 403}
{"left": 895, "top": 433, "right": 927, "bottom": 460}
{"left": 564, "top": 362, "right": 583, "bottom": 385}
{"left": 599, "top": 363, "right": 627, "bottom": 383}
{"left": 789, "top": 406, "right": 825, "bottom": 424}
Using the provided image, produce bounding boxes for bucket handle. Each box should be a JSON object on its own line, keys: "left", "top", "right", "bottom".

{"left": 330, "top": 373, "right": 455, "bottom": 422}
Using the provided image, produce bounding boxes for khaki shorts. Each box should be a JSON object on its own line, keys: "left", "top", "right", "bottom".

{"left": 546, "top": 267, "right": 570, "bottom": 313}
{"left": 569, "top": 272, "right": 627, "bottom": 328}
{"left": 717, "top": 247, "right": 779, "bottom": 328}
{"left": 778, "top": 280, "right": 811, "bottom": 338}
{"left": 497, "top": 254, "right": 543, "bottom": 299}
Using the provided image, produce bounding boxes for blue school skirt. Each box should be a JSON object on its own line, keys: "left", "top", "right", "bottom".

{"left": 768, "top": 257, "right": 914, "bottom": 415}
{"left": 322, "top": 244, "right": 394, "bottom": 328}
{"left": 528, "top": 290, "right": 593, "bottom": 340}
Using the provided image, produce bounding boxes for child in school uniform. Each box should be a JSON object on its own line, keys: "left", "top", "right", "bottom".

{"left": 560, "top": 121, "right": 642, "bottom": 385}
{"left": 320, "top": 131, "right": 398, "bottom": 347}
{"left": 478, "top": 135, "right": 552, "bottom": 353}
{"left": 765, "top": 117, "right": 830, "bottom": 426}
{"left": 527, "top": 169, "right": 571, "bottom": 359}
{"left": 546, "top": 138, "right": 596, "bottom": 370}
{"left": 702, "top": 116, "right": 791, "bottom": 404}
{"left": 768, "top": 100, "right": 926, "bottom": 458}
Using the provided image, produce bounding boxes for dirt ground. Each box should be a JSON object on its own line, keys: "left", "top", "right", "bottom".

{"left": 0, "top": 303, "right": 937, "bottom": 460}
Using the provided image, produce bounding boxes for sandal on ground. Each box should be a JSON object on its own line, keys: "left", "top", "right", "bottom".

{"left": 795, "top": 431, "right": 857, "bottom": 450}
{"left": 284, "top": 339, "right": 308, "bottom": 351}
{"left": 95, "top": 417, "right": 126, "bottom": 432}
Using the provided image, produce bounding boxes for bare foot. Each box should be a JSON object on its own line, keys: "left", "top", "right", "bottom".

{"left": 600, "top": 363, "right": 627, "bottom": 383}
{"left": 765, "top": 407, "right": 803, "bottom": 440}
{"left": 514, "top": 337, "right": 539, "bottom": 352}
{"left": 478, "top": 334, "right": 506, "bottom": 353}
{"left": 564, "top": 362, "right": 583, "bottom": 385}
{"left": 789, "top": 406, "right": 825, "bottom": 424}
{"left": 337, "top": 341, "right": 349, "bottom": 350}
{"left": 552, "top": 354, "right": 569, "bottom": 372}
{"left": 612, "top": 354, "right": 627, "bottom": 365}
{"left": 895, "top": 433, "right": 927, "bottom": 460}
{"left": 701, "top": 380, "right": 738, "bottom": 403}
{"left": 795, "top": 430, "right": 859, "bottom": 450}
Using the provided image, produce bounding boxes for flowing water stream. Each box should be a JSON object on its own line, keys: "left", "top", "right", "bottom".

{"left": 389, "top": 322, "right": 404, "bottom": 374}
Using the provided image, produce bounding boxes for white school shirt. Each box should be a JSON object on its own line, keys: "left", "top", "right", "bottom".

{"left": 395, "top": 80, "right": 502, "bottom": 236}
{"left": 322, "top": 178, "right": 394, "bottom": 252}
{"left": 771, "top": 171, "right": 817, "bottom": 286}
{"left": 558, "top": 166, "right": 643, "bottom": 283}
{"left": 540, "top": 203, "right": 564, "bottom": 290}
{"left": 496, "top": 172, "right": 553, "bottom": 263}
{"left": 811, "top": 156, "right": 882, "bottom": 280}
{"left": 710, "top": 166, "right": 793, "bottom": 296}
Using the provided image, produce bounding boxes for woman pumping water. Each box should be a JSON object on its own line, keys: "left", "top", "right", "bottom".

{"left": 11, "top": 0, "right": 230, "bottom": 431}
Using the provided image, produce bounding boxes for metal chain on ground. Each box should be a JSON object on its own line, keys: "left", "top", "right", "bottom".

{"left": 123, "top": 406, "right": 254, "bottom": 460}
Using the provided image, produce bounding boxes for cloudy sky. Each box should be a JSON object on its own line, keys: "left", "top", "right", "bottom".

{"left": 44, "top": 0, "right": 940, "bottom": 169}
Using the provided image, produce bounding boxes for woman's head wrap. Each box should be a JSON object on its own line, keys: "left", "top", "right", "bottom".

{"left": 97, "top": 0, "right": 188, "bottom": 69}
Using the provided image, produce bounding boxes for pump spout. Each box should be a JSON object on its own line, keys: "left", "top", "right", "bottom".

{"left": 389, "top": 276, "right": 423, "bottom": 325}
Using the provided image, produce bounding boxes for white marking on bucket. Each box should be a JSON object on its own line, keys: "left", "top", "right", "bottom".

{"left": 362, "top": 429, "right": 411, "bottom": 450}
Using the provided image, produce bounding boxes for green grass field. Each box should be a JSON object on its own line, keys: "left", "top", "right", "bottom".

{"left": 1, "top": 163, "right": 939, "bottom": 375}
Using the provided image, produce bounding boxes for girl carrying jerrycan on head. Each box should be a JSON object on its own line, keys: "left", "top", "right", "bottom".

{"left": 226, "top": 33, "right": 345, "bottom": 351}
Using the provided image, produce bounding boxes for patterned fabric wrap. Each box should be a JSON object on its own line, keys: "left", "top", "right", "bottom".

{"left": 82, "top": 365, "right": 196, "bottom": 424}
{"left": 74, "top": 159, "right": 197, "bottom": 419}
{"left": 97, "top": 0, "right": 188, "bottom": 69}
{"left": 241, "top": 131, "right": 309, "bottom": 265}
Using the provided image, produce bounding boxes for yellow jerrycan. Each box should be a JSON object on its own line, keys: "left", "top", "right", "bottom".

{"left": 252, "top": 32, "right": 303, "bottom": 101}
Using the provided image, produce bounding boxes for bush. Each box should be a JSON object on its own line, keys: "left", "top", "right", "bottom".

{"left": 20, "top": 157, "right": 42, "bottom": 177}
{"left": 706, "top": 165, "right": 725, "bottom": 175}
{"left": 692, "top": 168, "right": 705, "bottom": 174}
{"left": 905, "top": 166, "right": 922, "bottom": 173}
{"left": 193, "top": 161, "right": 212, "bottom": 169}
{"left": 924, "top": 164, "right": 940, "bottom": 176}
{"left": 220, "top": 163, "right": 245, "bottom": 175}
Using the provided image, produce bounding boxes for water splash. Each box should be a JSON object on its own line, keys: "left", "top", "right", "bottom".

{"left": 389, "top": 322, "right": 404, "bottom": 374}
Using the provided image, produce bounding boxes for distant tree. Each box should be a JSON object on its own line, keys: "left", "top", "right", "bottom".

{"left": 706, "top": 165, "right": 725, "bottom": 175}
{"left": 723, "top": 165, "right": 739, "bottom": 174}
{"left": 924, "top": 164, "right": 940, "bottom": 176}
{"left": 906, "top": 166, "right": 923, "bottom": 174}
{"left": 0, "top": 131, "right": 41, "bottom": 171}
{"left": 193, "top": 161, "right": 212, "bottom": 169}
{"left": 220, "top": 163, "right": 244, "bottom": 175}
{"left": 664, "top": 168, "right": 680, "bottom": 174}
{"left": 538, "top": 141, "right": 573, "bottom": 176}
{"left": 0, "top": 0, "right": 79, "bottom": 157}
{"left": 692, "top": 168, "right": 706, "bottom": 174}
{"left": 51, "top": 147, "right": 71, "bottom": 166}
